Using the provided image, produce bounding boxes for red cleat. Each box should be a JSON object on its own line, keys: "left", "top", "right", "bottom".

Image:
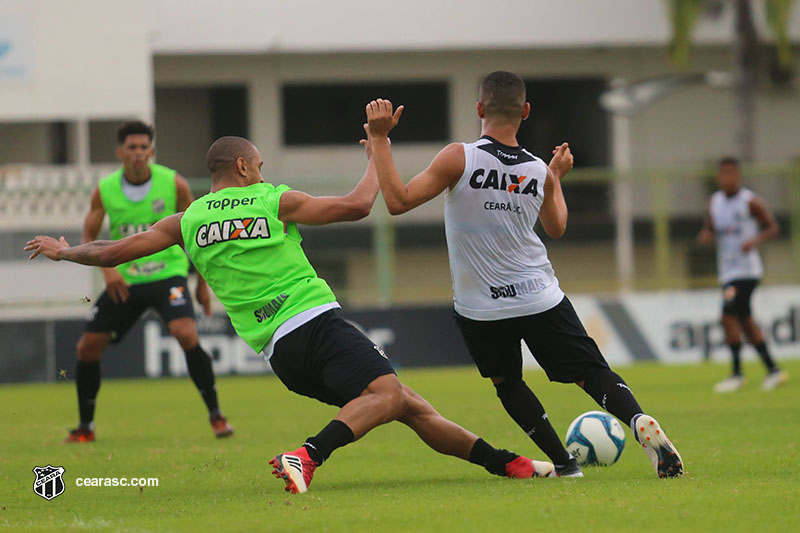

{"left": 269, "top": 447, "right": 318, "bottom": 494}
{"left": 210, "top": 414, "right": 234, "bottom": 438}
{"left": 64, "top": 426, "right": 94, "bottom": 443}
{"left": 505, "top": 456, "right": 554, "bottom": 478}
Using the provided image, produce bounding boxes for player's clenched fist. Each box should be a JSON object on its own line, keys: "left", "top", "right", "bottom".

{"left": 366, "top": 99, "right": 404, "bottom": 138}
{"left": 548, "top": 142, "right": 573, "bottom": 179}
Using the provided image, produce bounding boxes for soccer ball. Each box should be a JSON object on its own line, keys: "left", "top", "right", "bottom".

{"left": 565, "top": 411, "right": 626, "bottom": 466}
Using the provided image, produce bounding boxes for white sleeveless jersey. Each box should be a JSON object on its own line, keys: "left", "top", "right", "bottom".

{"left": 709, "top": 187, "right": 763, "bottom": 283}
{"left": 444, "top": 136, "right": 564, "bottom": 320}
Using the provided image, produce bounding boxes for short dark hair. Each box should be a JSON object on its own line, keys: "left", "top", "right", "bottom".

{"left": 206, "top": 136, "right": 257, "bottom": 176}
{"left": 117, "top": 120, "right": 155, "bottom": 145}
{"left": 479, "top": 71, "right": 526, "bottom": 121}
{"left": 718, "top": 156, "right": 740, "bottom": 168}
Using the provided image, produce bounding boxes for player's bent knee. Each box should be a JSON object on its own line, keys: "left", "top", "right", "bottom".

{"left": 364, "top": 374, "right": 407, "bottom": 420}
{"left": 76, "top": 333, "right": 109, "bottom": 362}
{"left": 167, "top": 318, "right": 199, "bottom": 350}
{"left": 384, "top": 384, "right": 408, "bottom": 420}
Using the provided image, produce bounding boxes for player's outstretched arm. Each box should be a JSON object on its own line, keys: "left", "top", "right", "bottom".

{"left": 539, "top": 143, "right": 573, "bottom": 238}
{"left": 26, "top": 214, "right": 184, "bottom": 266}
{"left": 742, "top": 195, "right": 780, "bottom": 251}
{"left": 366, "top": 99, "right": 463, "bottom": 215}
{"left": 278, "top": 130, "right": 379, "bottom": 225}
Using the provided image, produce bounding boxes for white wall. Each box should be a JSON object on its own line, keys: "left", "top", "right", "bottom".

{"left": 0, "top": 0, "right": 154, "bottom": 122}
{"left": 149, "top": 0, "right": 800, "bottom": 53}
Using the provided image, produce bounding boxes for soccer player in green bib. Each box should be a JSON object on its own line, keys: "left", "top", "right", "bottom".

{"left": 64, "top": 121, "right": 233, "bottom": 443}
{"left": 27, "top": 128, "right": 555, "bottom": 494}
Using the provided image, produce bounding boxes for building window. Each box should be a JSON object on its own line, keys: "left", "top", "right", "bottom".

{"left": 154, "top": 85, "right": 249, "bottom": 177}
{"left": 519, "top": 77, "right": 610, "bottom": 216}
{"left": 282, "top": 82, "right": 449, "bottom": 146}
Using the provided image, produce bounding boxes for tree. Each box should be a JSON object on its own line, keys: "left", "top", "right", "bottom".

{"left": 667, "top": 0, "right": 796, "bottom": 161}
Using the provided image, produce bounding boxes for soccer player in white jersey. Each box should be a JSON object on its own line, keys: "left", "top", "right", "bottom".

{"left": 697, "top": 157, "right": 787, "bottom": 392}
{"left": 366, "top": 71, "right": 683, "bottom": 478}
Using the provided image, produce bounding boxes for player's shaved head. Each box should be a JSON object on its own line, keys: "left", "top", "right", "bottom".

{"left": 479, "top": 71, "right": 527, "bottom": 122}
{"left": 206, "top": 136, "right": 258, "bottom": 177}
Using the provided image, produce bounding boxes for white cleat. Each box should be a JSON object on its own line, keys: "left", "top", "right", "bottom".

{"left": 634, "top": 415, "right": 684, "bottom": 478}
{"left": 714, "top": 375, "right": 745, "bottom": 393}
{"left": 761, "top": 370, "right": 788, "bottom": 391}
{"left": 532, "top": 460, "right": 556, "bottom": 478}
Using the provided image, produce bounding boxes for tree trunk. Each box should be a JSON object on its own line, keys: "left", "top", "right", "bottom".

{"left": 733, "top": 0, "right": 759, "bottom": 162}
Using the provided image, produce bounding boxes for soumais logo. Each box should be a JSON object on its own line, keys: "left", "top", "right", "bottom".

{"left": 254, "top": 293, "right": 289, "bottom": 323}
{"left": 469, "top": 169, "right": 538, "bottom": 196}
{"left": 489, "top": 278, "right": 547, "bottom": 299}
{"left": 196, "top": 218, "right": 271, "bottom": 247}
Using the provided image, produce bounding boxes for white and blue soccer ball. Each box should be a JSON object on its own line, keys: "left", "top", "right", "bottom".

{"left": 565, "top": 411, "right": 626, "bottom": 466}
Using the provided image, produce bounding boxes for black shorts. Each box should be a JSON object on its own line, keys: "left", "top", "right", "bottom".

{"left": 721, "top": 278, "right": 759, "bottom": 318}
{"left": 85, "top": 275, "right": 195, "bottom": 342}
{"left": 269, "top": 310, "right": 396, "bottom": 407}
{"left": 454, "top": 296, "right": 610, "bottom": 384}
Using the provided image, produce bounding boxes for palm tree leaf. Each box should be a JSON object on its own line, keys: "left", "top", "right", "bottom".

{"left": 765, "top": 0, "right": 796, "bottom": 69}
{"left": 668, "top": 0, "right": 707, "bottom": 69}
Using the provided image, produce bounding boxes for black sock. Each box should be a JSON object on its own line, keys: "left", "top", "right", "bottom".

{"left": 76, "top": 360, "right": 100, "bottom": 426}
{"left": 494, "top": 379, "right": 571, "bottom": 465}
{"left": 184, "top": 345, "right": 219, "bottom": 414}
{"left": 582, "top": 369, "right": 644, "bottom": 427}
{"left": 468, "top": 438, "right": 518, "bottom": 477}
{"left": 304, "top": 420, "right": 354, "bottom": 465}
{"left": 729, "top": 343, "right": 742, "bottom": 376}
{"left": 753, "top": 342, "right": 778, "bottom": 373}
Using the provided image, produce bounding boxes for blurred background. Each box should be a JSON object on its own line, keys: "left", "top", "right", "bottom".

{"left": 2, "top": 0, "right": 799, "bottom": 382}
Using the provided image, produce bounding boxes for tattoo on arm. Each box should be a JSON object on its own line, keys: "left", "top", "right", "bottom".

{"left": 61, "top": 241, "right": 117, "bottom": 266}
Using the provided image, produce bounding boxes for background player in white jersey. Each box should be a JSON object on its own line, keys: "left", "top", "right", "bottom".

{"left": 697, "top": 157, "right": 787, "bottom": 392}
{"left": 366, "top": 71, "right": 684, "bottom": 478}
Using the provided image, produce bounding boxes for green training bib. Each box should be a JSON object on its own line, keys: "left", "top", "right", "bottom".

{"left": 98, "top": 164, "right": 189, "bottom": 285}
{"left": 181, "top": 183, "right": 336, "bottom": 352}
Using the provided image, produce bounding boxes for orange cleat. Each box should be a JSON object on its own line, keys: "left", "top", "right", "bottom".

{"left": 210, "top": 414, "right": 234, "bottom": 438}
{"left": 64, "top": 426, "right": 95, "bottom": 443}
{"left": 269, "top": 447, "right": 318, "bottom": 494}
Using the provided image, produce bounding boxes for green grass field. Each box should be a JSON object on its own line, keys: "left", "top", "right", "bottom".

{"left": 2, "top": 360, "right": 799, "bottom": 532}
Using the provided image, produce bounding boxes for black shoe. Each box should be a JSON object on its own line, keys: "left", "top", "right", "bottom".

{"left": 554, "top": 457, "right": 584, "bottom": 478}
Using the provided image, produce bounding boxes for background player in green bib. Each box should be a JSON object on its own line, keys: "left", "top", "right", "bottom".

{"left": 65, "top": 121, "right": 233, "bottom": 443}
{"left": 27, "top": 131, "right": 556, "bottom": 494}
